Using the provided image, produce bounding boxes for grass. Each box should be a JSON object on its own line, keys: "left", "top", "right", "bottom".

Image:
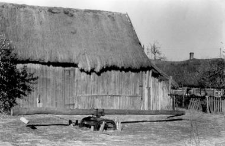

{"left": 0, "top": 110, "right": 225, "bottom": 146}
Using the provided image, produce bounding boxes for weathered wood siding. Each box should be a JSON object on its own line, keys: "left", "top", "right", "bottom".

{"left": 147, "top": 76, "right": 171, "bottom": 110}
{"left": 17, "top": 64, "right": 142, "bottom": 109}
{"left": 17, "top": 64, "right": 172, "bottom": 110}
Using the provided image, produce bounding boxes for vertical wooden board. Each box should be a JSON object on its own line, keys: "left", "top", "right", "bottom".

{"left": 62, "top": 68, "right": 65, "bottom": 108}
{"left": 47, "top": 66, "right": 51, "bottom": 108}
{"left": 136, "top": 73, "right": 139, "bottom": 95}
{"left": 57, "top": 67, "right": 62, "bottom": 108}
{"left": 62, "top": 69, "right": 65, "bottom": 108}
{"left": 222, "top": 99, "right": 224, "bottom": 112}
{"left": 36, "top": 65, "right": 40, "bottom": 108}
{"left": 119, "top": 71, "right": 122, "bottom": 95}
{"left": 85, "top": 73, "right": 89, "bottom": 95}
{"left": 68, "top": 69, "right": 71, "bottom": 109}
{"left": 101, "top": 72, "right": 105, "bottom": 94}
{"left": 112, "top": 71, "right": 116, "bottom": 95}
{"left": 91, "top": 73, "right": 95, "bottom": 95}
{"left": 143, "top": 71, "right": 149, "bottom": 110}
{"left": 125, "top": 72, "right": 128, "bottom": 95}
{"left": 93, "top": 72, "right": 97, "bottom": 95}
{"left": 128, "top": 72, "right": 131, "bottom": 95}
{"left": 131, "top": 72, "right": 133, "bottom": 95}
{"left": 133, "top": 73, "right": 137, "bottom": 95}
{"left": 118, "top": 71, "right": 121, "bottom": 95}
{"left": 115, "top": 71, "right": 118, "bottom": 95}
{"left": 90, "top": 73, "right": 93, "bottom": 95}
{"left": 46, "top": 67, "right": 51, "bottom": 107}
{"left": 120, "top": 72, "right": 123, "bottom": 95}
{"left": 104, "top": 72, "right": 107, "bottom": 94}
{"left": 53, "top": 67, "right": 57, "bottom": 108}
{"left": 55, "top": 67, "right": 59, "bottom": 108}
{"left": 124, "top": 72, "right": 128, "bottom": 95}
{"left": 117, "top": 72, "right": 120, "bottom": 95}
{"left": 151, "top": 77, "right": 154, "bottom": 110}
{"left": 125, "top": 71, "right": 128, "bottom": 95}
{"left": 30, "top": 65, "right": 35, "bottom": 108}
{"left": 84, "top": 73, "right": 88, "bottom": 95}
{"left": 79, "top": 69, "right": 82, "bottom": 95}
{"left": 95, "top": 73, "right": 98, "bottom": 95}
{"left": 109, "top": 71, "right": 113, "bottom": 95}
{"left": 64, "top": 69, "right": 68, "bottom": 108}
{"left": 41, "top": 66, "right": 46, "bottom": 107}
{"left": 67, "top": 69, "right": 71, "bottom": 108}
{"left": 88, "top": 74, "right": 92, "bottom": 95}
{"left": 39, "top": 67, "right": 43, "bottom": 107}
{"left": 158, "top": 81, "right": 161, "bottom": 110}
{"left": 70, "top": 69, "right": 74, "bottom": 109}
{"left": 74, "top": 68, "right": 78, "bottom": 108}
{"left": 154, "top": 77, "right": 158, "bottom": 110}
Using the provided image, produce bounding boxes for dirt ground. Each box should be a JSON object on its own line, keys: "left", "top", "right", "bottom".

{"left": 1, "top": 109, "right": 225, "bottom": 146}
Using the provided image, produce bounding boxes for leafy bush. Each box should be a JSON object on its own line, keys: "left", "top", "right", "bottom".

{"left": 0, "top": 34, "right": 37, "bottom": 113}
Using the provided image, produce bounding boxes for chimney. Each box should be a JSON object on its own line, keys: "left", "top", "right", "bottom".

{"left": 189, "top": 52, "right": 194, "bottom": 60}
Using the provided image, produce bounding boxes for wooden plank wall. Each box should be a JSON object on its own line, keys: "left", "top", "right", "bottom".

{"left": 148, "top": 77, "right": 171, "bottom": 110}
{"left": 17, "top": 64, "right": 172, "bottom": 110}
{"left": 17, "top": 64, "right": 142, "bottom": 110}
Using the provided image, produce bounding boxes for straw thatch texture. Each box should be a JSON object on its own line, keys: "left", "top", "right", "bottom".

{"left": 0, "top": 3, "right": 151, "bottom": 72}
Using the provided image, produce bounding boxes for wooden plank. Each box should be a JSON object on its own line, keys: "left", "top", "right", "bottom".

{"left": 188, "top": 98, "right": 192, "bottom": 109}
{"left": 12, "top": 107, "right": 185, "bottom": 116}
{"left": 222, "top": 99, "right": 225, "bottom": 113}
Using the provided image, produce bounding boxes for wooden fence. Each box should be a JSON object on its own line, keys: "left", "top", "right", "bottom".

{"left": 188, "top": 98, "right": 202, "bottom": 111}
{"left": 206, "top": 96, "right": 225, "bottom": 113}
{"left": 188, "top": 97, "right": 225, "bottom": 114}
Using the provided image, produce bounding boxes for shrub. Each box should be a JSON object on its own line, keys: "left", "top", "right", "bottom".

{"left": 0, "top": 34, "right": 37, "bottom": 113}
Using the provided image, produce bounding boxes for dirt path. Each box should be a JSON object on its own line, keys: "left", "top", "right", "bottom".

{"left": 0, "top": 110, "right": 225, "bottom": 146}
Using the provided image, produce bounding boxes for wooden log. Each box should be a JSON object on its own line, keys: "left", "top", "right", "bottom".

{"left": 11, "top": 107, "right": 185, "bottom": 116}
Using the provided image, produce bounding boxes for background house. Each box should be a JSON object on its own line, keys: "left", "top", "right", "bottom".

{"left": 0, "top": 3, "right": 174, "bottom": 110}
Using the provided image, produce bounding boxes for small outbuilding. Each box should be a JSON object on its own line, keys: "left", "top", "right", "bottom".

{"left": 0, "top": 3, "right": 174, "bottom": 110}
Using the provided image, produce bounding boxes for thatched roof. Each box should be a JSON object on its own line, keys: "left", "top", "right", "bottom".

{"left": 151, "top": 64, "right": 179, "bottom": 88}
{"left": 0, "top": 3, "right": 151, "bottom": 72}
{"left": 154, "top": 58, "right": 225, "bottom": 88}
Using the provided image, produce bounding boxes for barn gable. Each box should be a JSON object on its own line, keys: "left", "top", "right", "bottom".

{"left": 0, "top": 3, "right": 173, "bottom": 110}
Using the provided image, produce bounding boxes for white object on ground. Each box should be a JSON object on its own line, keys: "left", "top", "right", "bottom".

{"left": 20, "top": 117, "right": 29, "bottom": 124}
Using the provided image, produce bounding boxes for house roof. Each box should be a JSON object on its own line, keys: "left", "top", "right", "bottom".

{"left": 151, "top": 63, "right": 179, "bottom": 88}
{"left": 0, "top": 3, "right": 152, "bottom": 72}
{"left": 154, "top": 58, "right": 225, "bottom": 88}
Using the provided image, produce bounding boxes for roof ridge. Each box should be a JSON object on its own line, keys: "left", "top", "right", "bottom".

{"left": 0, "top": 2, "right": 125, "bottom": 15}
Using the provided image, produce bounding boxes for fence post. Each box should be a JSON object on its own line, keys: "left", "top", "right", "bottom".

{"left": 206, "top": 95, "right": 209, "bottom": 113}
{"left": 172, "top": 95, "right": 175, "bottom": 110}
{"left": 182, "top": 94, "right": 185, "bottom": 108}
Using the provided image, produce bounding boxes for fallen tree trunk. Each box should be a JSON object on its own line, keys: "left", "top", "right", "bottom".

{"left": 11, "top": 107, "right": 185, "bottom": 116}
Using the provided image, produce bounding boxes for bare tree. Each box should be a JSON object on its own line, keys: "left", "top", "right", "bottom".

{"left": 150, "top": 41, "right": 161, "bottom": 60}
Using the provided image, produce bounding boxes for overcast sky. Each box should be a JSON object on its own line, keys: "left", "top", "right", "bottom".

{"left": 0, "top": 0, "right": 224, "bottom": 61}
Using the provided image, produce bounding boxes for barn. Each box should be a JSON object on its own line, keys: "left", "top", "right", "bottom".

{"left": 0, "top": 3, "right": 174, "bottom": 111}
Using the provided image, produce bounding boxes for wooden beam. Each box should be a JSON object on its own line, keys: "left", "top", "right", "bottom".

{"left": 11, "top": 107, "right": 185, "bottom": 116}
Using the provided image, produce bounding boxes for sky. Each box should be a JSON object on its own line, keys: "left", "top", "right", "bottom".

{"left": 0, "top": 0, "right": 224, "bottom": 61}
